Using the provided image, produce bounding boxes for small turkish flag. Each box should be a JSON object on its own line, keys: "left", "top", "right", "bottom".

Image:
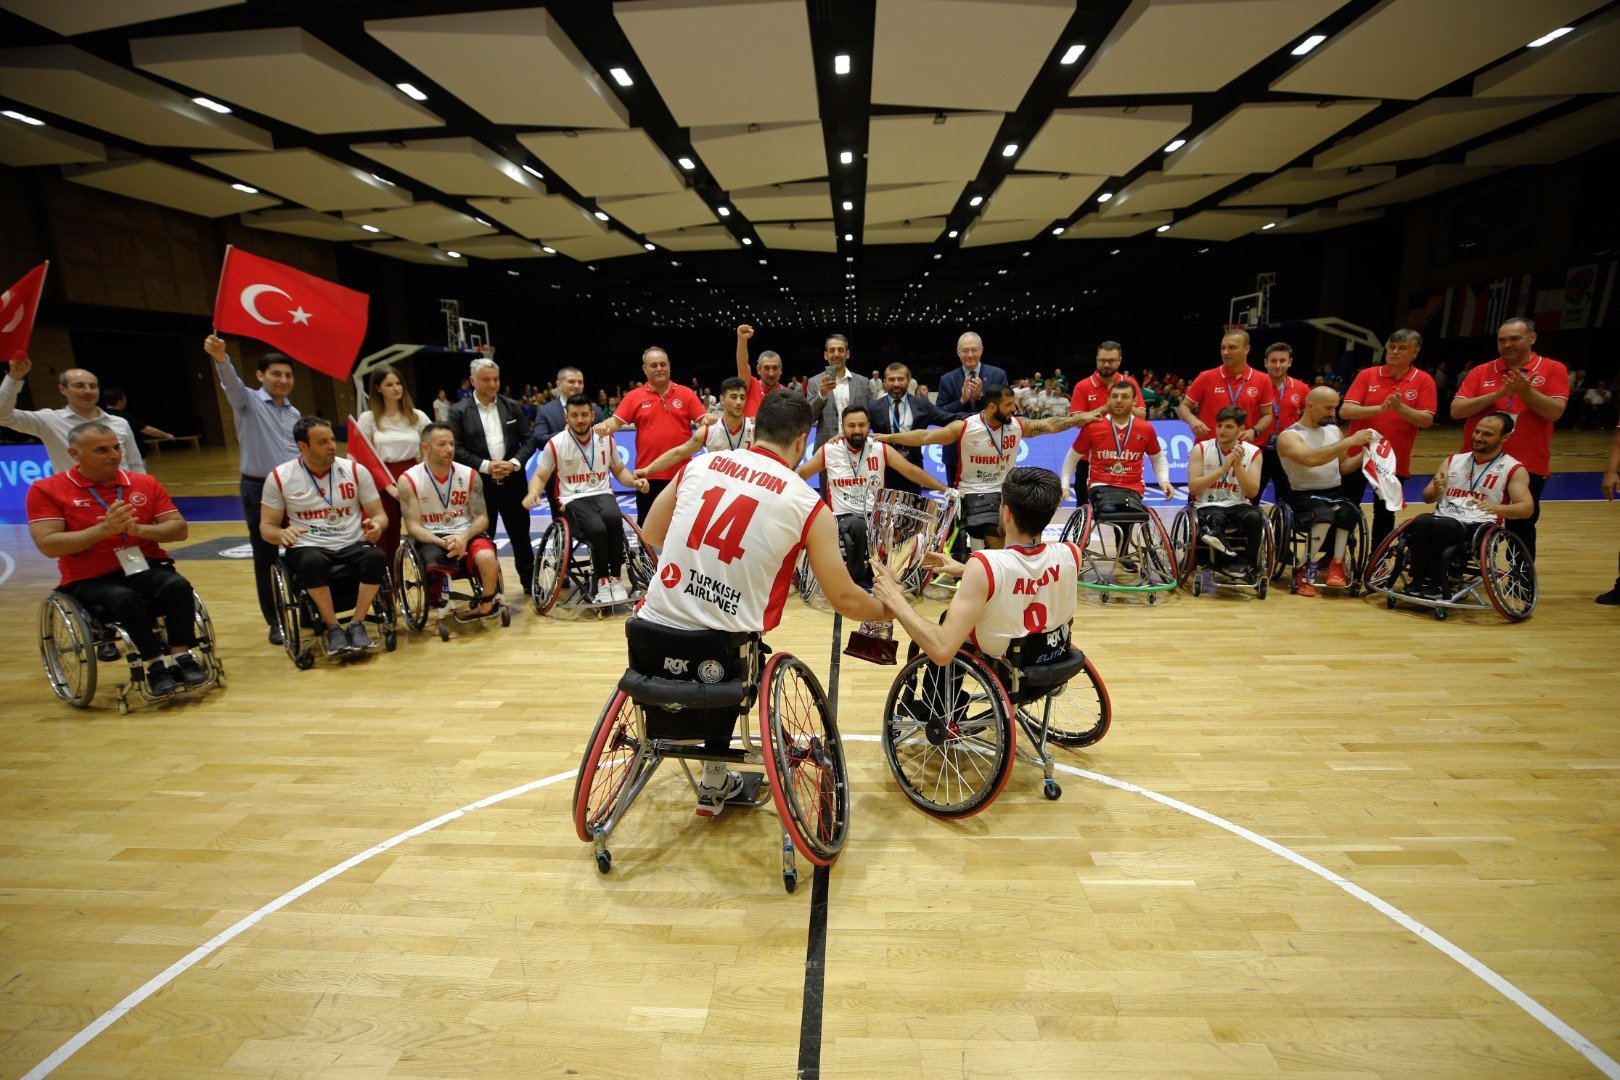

{"left": 345, "top": 414, "right": 392, "bottom": 494}
{"left": 0, "top": 261, "right": 48, "bottom": 362}
{"left": 214, "top": 246, "right": 369, "bottom": 380}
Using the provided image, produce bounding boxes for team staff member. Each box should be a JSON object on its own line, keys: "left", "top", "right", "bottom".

{"left": 1338, "top": 329, "right": 1437, "bottom": 551}
{"left": 260, "top": 417, "right": 389, "bottom": 657}
{"left": 447, "top": 355, "right": 540, "bottom": 593}
{"left": 636, "top": 390, "right": 886, "bottom": 816}
{"left": 1, "top": 359, "right": 146, "bottom": 474}
{"left": 1450, "top": 317, "right": 1569, "bottom": 559}
{"left": 26, "top": 422, "right": 208, "bottom": 696}
{"left": 596, "top": 347, "right": 705, "bottom": 522}
{"left": 867, "top": 362, "right": 951, "bottom": 495}
{"left": 205, "top": 334, "right": 299, "bottom": 644}
{"left": 1065, "top": 341, "right": 1145, "bottom": 496}
{"left": 1178, "top": 328, "right": 1275, "bottom": 447}
{"left": 733, "top": 324, "right": 784, "bottom": 418}
{"left": 635, "top": 377, "right": 755, "bottom": 478}
{"left": 397, "top": 423, "right": 501, "bottom": 618}
{"left": 1261, "top": 342, "right": 1310, "bottom": 506}
{"left": 525, "top": 395, "right": 650, "bottom": 604}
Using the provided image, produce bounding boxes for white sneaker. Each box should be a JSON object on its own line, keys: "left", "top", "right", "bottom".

{"left": 610, "top": 579, "right": 630, "bottom": 603}
{"left": 595, "top": 577, "right": 613, "bottom": 604}
{"left": 695, "top": 771, "right": 745, "bottom": 818}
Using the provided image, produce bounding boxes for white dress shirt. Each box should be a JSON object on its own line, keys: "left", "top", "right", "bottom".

{"left": 476, "top": 396, "right": 507, "bottom": 466}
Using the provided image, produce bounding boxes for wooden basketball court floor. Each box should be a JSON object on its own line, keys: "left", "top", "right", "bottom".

{"left": 1, "top": 433, "right": 1617, "bottom": 1079}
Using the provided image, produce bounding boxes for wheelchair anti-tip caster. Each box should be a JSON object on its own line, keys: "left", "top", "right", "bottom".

{"left": 500, "top": 606, "right": 511, "bottom": 627}
{"left": 1386, "top": 595, "right": 1398, "bottom": 609}
{"left": 1434, "top": 606, "right": 1447, "bottom": 621}
{"left": 594, "top": 850, "right": 611, "bottom": 874}
{"left": 783, "top": 868, "right": 798, "bottom": 893}
{"left": 1044, "top": 780, "right": 1062, "bottom": 800}
{"left": 295, "top": 650, "right": 315, "bottom": 670}
{"left": 438, "top": 623, "right": 450, "bottom": 642}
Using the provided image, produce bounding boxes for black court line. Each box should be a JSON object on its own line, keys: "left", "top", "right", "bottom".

{"left": 796, "top": 863, "right": 832, "bottom": 1080}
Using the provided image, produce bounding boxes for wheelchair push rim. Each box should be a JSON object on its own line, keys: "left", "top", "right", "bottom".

{"left": 880, "top": 647, "right": 1015, "bottom": 818}
{"left": 759, "top": 653, "right": 848, "bottom": 865}
{"left": 39, "top": 592, "right": 97, "bottom": 707}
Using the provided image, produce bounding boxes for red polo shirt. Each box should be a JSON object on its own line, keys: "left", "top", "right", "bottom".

{"left": 1343, "top": 364, "right": 1438, "bottom": 474}
{"left": 743, "top": 375, "right": 785, "bottom": 418}
{"left": 1267, "top": 376, "right": 1310, "bottom": 446}
{"left": 1184, "top": 365, "right": 1275, "bottom": 445}
{"left": 1455, "top": 354, "right": 1568, "bottom": 476}
{"left": 25, "top": 467, "right": 179, "bottom": 585}
{"left": 1068, "top": 373, "right": 1144, "bottom": 452}
{"left": 615, "top": 382, "right": 706, "bottom": 480}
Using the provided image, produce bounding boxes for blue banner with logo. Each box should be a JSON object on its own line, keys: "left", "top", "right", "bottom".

{"left": 0, "top": 445, "right": 54, "bottom": 511}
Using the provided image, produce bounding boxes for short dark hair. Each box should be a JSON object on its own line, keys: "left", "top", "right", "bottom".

{"left": 983, "top": 383, "right": 1016, "bottom": 406}
{"left": 420, "top": 421, "right": 454, "bottom": 443}
{"left": 1388, "top": 328, "right": 1422, "bottom": 348}
{"left": 293, "top": 416, "right": 331, "bottom": 445}
{"left": 1215, "top": 406, "right": 1246, "bottom": 426}
{"left": 1480, "top": 411, "right": 1516, "bottom": 436}
{"left": 102, "top": 387, "right": 126, "bottom": 405}
{"left": 825, "top": 333, "right": 850, "bottom": 350}
{"left": 565, "top": 393, "right": 593, "bottom": 410}
{"left": 257, "top": 352, "right": 294, "bottom": 374}
{"left": 840, "top": 404, "right": 868, "bottom": 422}
{"left": 1097, "top": 340, "right": 1122, "bottom": 355}
{"left": 754, "top": 389, "right": 813, "bottom": 446}
{"left": 720, "top": 376, "right": 748, "bottom": 395}
{"left": 1108, "top": 379, "right": 1135, "bottom": 395}
{"left": 1002, "top": 467, "right": 1063, "bottom": 537}
{"left": 1265, "top": 341, "right": 1293, "bottom": 357}
{"left": 884, "top": 362, "right": 910, "bottom": 377}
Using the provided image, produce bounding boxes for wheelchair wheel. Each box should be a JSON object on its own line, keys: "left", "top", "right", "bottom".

{"left": 622, "top": 515, "right": 655, "bottom": 595}
{"left": 1342, "top": 508, "right": 1369, "bottom": 595}
{"left": 881, "top": 647, "right": 1014, "bottom": 818}
{"left": 795, "top": 548, "right": 830, "bottom": 611}
{"left": 270, "top": 562, "right": 304, "bottom": 667}
{"left": 1363, "top": 518, "right": 1414, "bottom": 593}
{"left": 1478, "top": 526, "right": 1536, "bottom": 622}
{"left": 1266, "top": 502, "right": 1291, "bottom": 581}
{"left": 573, "top": 690, "right": 654, "bottom": 844}
{"left": 1168, "top": 507, "right": 1197, "bottom": 588}
{"left": 373, "top": 567, "right": 399, "bottom": 650}
{"left": 393, "top": 542, "right": 430, "bottom": 631}
{"left": 760, "top": 653, "right": 847, "bottom": 865}
{"left": 531, "top": 521, "right": 569, "bottom": 616}
{"left": 1057, "top": 503, "right": 1089, "bottom": 547}
{"left": 191, "top": 591, "right": 223, "bottom": 684}
{"left": 39, "top": 592, "right": 97, "bottom": 707}
{"left": 1033, "top": 655, "right": 1112, "bottom": 748}
{"left": 1142, "top": 507, "right": 1180, "bottom": 586}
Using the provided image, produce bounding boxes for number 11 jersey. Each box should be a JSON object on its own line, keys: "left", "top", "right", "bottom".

{"left": 639, "top": 446, "right": 827, "bottom": 633}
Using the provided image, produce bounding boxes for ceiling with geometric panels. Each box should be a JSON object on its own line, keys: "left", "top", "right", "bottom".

{"left": 0, "top": 0, "right": 1615, "bottom": 333}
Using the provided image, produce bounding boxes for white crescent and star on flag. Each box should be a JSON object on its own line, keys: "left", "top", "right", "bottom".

{"left": 0, "top": 288, "right": 26, "bottom": 334}
{"left": 240, "top": 283, "right": 312, "bottom": 327}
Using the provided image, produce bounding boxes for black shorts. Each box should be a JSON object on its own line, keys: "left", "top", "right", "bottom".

{"left": 283, "top": 542, "right": 387, "bottom": 591}
{"left": 960, "top": 492, "right": 1002, "bottom": 539}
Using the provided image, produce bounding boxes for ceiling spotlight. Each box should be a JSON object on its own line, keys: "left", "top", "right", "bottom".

{"left": 2, "top": 109, "right": 44, "bottom": 126}
{"left": 370, "top": 173, "right": 396, "bottom": 187}
{"left": 1051, "top": 227, "right": 1064, "bottom": 235}
{"left": 742, "top": 237, "right": 753, "bottom": 245}
{"left": 1164, "top": 139, "right": 1186, "bottom": 153}
{"left": 360, "top": 224, "right": 381, "bottom": 233}
{"left": 594, "top": 211, "right": 610, "bottom": 221}
{"left": 644, "top": 242, "right": 656, "bottom": 250}
{"left": 760, "top": 258, "right": 769, "bottom": 264}
{"left": 507, "top": 270, "right": 519, "bottom": 276}
{"left": 839, "top": 150, "right": 854, "bottom": 164}
{"left": 947, "top": 230, "right": 959, "bottom": 238}
{"left": 677, "top": 156, "right": 696, "bottom": 170}
{"left": 1261, "top": 221, "right": 1277, "bottom": 230}
{"left": 1291, "top": 34, "right": 1328, "bottom": 56}
{"left": 717, "top": 206, "right": 731, "bottom": 217}
{"left": 522, "top": 164, "right": 544, "bottom": 179}
{"left": 474, "top": 217, "right": 491, "bottom": 226}
{"left": 609, "top": 67, "right": 634, "bottom": 87}
{"left": 843, "top": 233, "right": 852, "bottom": 241}
{"left": 230, "top": 183, "right": 259, "bottom": 194}
{"left": 1060, "top": 44, "right": 1086, "bottom": 65}
{"left": 841, "top": 200, "right": 853, "bottom": 211}
{"left": 969, "top": 196, "right": 984, "bottom": 208}
{"left": 1001, "top": 143, "right": 1019, "bottom": 158}
{"left": 445, "top": 251, "right": 461, "bottom": 259}
{"left": 192, "top": 96, "right": 232, "bottom": 114}
{"left": 1097, "top": 192, "right": 1113, "bottom": 203}
{"left": 1110, "top": 248, "right": 1120, "bottom": 255}
{"left": 1527, "top": 26, "right": 1574, "bottom": 47}
{"left": 1156, "top": 224, "right": 1171, "bottom": 233}
{"left": 834, "top": 53, "right": 851, "bottom": 74}
{"left": 933, "top": 253, "right": 942, "bottom": 259}
{"left": 542, "top": 246, "right": 557, "bottom": 254}
{"left": 395, "top": 82, "right": 428, "bottom": 101}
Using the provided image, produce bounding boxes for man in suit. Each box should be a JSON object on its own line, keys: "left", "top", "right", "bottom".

{"left": 806, "top": 333, "right": 870, "bottom": 451}
{"left": 447, "top": 356, "right": 540, "bottom": 593}
{"left": 935, "top": 332, "right": 1009, "bottom": 419}
{"left": 531, "top": 365, "right": 601, "bottom": 518}
{"left": 867, "top": 362, "right": 952, "bottom": 495}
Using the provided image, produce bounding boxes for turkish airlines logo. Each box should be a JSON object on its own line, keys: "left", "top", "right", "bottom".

{"left": 240, "top": 284, "right": 311, "bottom": 326}
{"left": 660, "top": 563, "right": 682, "bottom": 588}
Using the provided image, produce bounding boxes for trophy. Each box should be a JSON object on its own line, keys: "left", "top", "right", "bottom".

{"left": 845, "top": 488, "right": 958, "bottom": 665}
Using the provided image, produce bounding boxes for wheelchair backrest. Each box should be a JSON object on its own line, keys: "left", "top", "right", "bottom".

{"left": 625, "top": 617, "right": 760, "bottom": 686}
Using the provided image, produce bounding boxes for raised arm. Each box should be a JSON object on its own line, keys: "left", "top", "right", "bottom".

{"left": 877, "top": 419, "right": 962, "bottom": 447}
{"left": 0, "top": 358, "right": 43, "bottom": 433}
{"left": 1019, "top": 412, "right": 1088, "bottom": 438}
{"left": 795, "top": 445, "right": 828, "bottom": 481}
{"left": 204, "top": 334, "right": 252, "bottom": 413}
{"left": 883, "top": 445, "right": 946, "bottom": 492}
{"left": 735, "top": 324, "right": 754, "bottom": 382}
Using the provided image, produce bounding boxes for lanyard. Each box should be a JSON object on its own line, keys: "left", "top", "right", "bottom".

{"left": 984, "top": 417, "right": 1014, "bottom": 465}
{"left": 1221, "top": 369, "right": 1246, "bottom": 406}
{"left": 890, "top": 396, "right": 909, "bottom": 432}
{"left": 86, "top": 481, "right": 125, "bottom": 540}
{"left": 1466, "top": 453, "right": 1501, "bottom": 493}
{"left": 723, "top": 421, "right": 747, "bottom": 451}
{"left": 300, "top": 460, "right": 335, "bottom": 509}
{"left": 569, "top": 431, "right": 596, "bottom": 473}
{"left": 1110, "top": 419, "right": 1132, "bottom": 458}
{"left": 844, "top": 439, "right": 874, "bottom": 485}
{"left": 427, "top": 465, "right": 455, "bottom": 508}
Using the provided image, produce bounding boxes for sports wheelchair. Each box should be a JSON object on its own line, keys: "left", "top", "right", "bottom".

{"left": 1363, "top": 516, "right": 1536, "bottom": 621}
{"left": 1267, "top": 495, "right": 1369, "bottom": 595}
{"left": 39, "top": 588, "right": 224, "bottom": 713}
{"left": 271, "top": 555, "right": 397, "bottom": 669}
{"left": 879, "top": 626, "right": 1110, "bottom": 817}
{"left": 1169, "top": 503, "right": 1275, "bottom": 599}
{"left": 573, "top": 619, "right": 848, "bottom": 892}
{"left": 1059, "top": 491, "right": 1180, "bottom": 602}
{"left": 531, "top": 511, "right": 654, "bottom": 616}
{"left": 394, "top": 540, "right": 509, "bottom": 641}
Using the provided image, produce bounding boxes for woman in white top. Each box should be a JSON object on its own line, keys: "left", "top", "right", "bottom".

{"left": 356, "top": 364, "right": 430, "bottom": 558}
{"left": 432, "top": 389, "right": 452, "bottom": 423}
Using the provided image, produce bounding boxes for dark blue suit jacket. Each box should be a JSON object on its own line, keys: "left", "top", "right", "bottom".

{"left": 532, "top": 397, "right": 602, "bottom": 452}
{"left": 936, "top": 363, "right": 1009, "bottom": 418}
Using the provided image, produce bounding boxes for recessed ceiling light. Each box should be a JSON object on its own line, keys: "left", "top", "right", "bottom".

{"left": 843, "top": 233, "right": 852, "bottom": 241}
{"left": 594, "top": 211, "right": 610, "bottom": 221}
{"left": 1097, "top": 192, "right": 1113, "bottom": 203}
{"left": 1291, "top": 34, "right": 1327, "bottom": 56}
{"left": 445, "top": 251, "right": 461, "bottom": 259}
{"left": 839, "top": 150, "right": 854, "bottom": 165}
{"left": 1156, "top": 224, "right": 1170, "bottom": 233}
{"left": 717, "top": 206, "right": 731, "bottom": 217}
{"left": 677, "top": 157, "right": 696, "bottom": 170}
{"left": 834, "top": 54, "right": 851, "bottom": 74}
{"left": 474, "top": 217, "right": 491, "bottom": 226}
{"left": 742, "top": 237, "right": 752, "bottom": 245}
{"left": 644, "top": 242, "right": 656, "bottom": 250}
{"left": 1001, "top": 143, "right": 1019, "bottom": 157}
{"left": 1527, "top": 26, "right": 1574, "bottom": 47}
{"left": 1, "top": 109, "right": 44, "bottom": 126}
{"left": 192, "top": 96, "right": 232, "bottom": 114}
{"left": 522, "top": 164, "right": 544, "bottom": 179}
{"left": 1051, "top": 227, "right": 1064, "bottom": 235}
{"left": 1164, "top": 139, "right": 1186, "bottom": 153}
{"left": 360, "top": 224, "right": 381, "bottom": 233}
{"left": 1110, "top": 249, "right": 1120, "bottom": 255}
{"left": 609, "top": 67, "right": 633, "bottom": 87}
{"left": 933, "top": 253, "right": 942, "bottom": 259}
{"left": 841, "top": 200, "right": 853, "bottom": 211}
{"left": 507, "top": 270, "right": 519, "bottom": 276}
{"left": 1060, "top": 44, "right": 1086, "bottom": 65}
{"left": 948, "top": 230, "right": 958, "bottom": 238}
{"left": 395, "top": 82, "right": 427, "bottom": 101}
{"left": 371, "top": 173, "right": 396, "bottom": 187}
{"left": 1261, "top": 221, "right": 1277, "bottom": 230}
{"left": 542, "top": 246, "right": 557, "bottom": 254}
{"left": 969, "top": 196, "right": 983, "bottom": 207}
{"left": 230, "top": 183, "right": 258, "bottom": 194}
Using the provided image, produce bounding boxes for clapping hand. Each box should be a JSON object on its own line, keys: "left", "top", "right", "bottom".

{"left": 100, "top": 499, "right": 137, "bottom": 536}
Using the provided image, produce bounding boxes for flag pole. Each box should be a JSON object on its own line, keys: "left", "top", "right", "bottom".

{"left": 212, "top": 244, "right": 233, "bottom": 336}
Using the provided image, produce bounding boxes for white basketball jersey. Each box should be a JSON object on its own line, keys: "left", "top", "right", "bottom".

{"left": 401, "top": 461, "right": 476, "bottom": 536}
{"left": 640, "top": 447, "right": 826, "bottom": 633}
{"left": 1194, "top": 440, "right": 1261, "bottom": 506}
{"left": 967, "top": 542, "right": 1082, "bottom": 658}
{"left": 822, "top": 435, "right": 891, "bottom": 517}
{"left": 702, "top": 417, "right": 755, "bottom": 453}
{"left": 1279, "top": 422, "right": 1345, "bottom": 493}
{"left": 955, "top": 413, "right": 1024, "bottom": 494}
{"left": 539, "top": 429, "right": 615, "bottom": 505}
{"left": 1437, "top": 451, "right": 1523, "bottom": 524}
{"left": 264, "top": 457, "right": 377, "bottom": 551}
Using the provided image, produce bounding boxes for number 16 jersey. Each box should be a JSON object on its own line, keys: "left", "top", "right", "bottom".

{"left": 639, "top": 446, "right": 827, "bottom": 633}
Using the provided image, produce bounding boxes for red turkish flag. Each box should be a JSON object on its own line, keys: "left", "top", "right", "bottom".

{"left": 0, "top": 261, "right": 48, "bottom": 362}
{"left": 344, "top": 414, "right": 392, "bottom": 494}
{"left": 214, "top": 247, "right": 369, "bottom": 380}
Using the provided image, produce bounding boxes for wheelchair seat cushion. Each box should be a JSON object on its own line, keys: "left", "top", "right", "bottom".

{"left": 1089, "top": 488, "right": 1149, "bottom": 522}
{"left": 1017, "top": 648, "right": 1088, "bottom": 689}
{"left": 617, "top": 671, "right": 750, "bottom": 711}
{"left": 1001, "top": 627, "right": 1087, "bottom": 689}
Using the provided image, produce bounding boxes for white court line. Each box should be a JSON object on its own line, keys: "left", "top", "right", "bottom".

{"left": 23, "top": 751, "right": 1619, "bottom": 1078}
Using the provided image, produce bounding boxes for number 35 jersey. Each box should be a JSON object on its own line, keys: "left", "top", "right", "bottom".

{"left": 639, "top": 446, "right": 827, "bottom": 634}
{"left": 967, "top": 542, "right": 1082, "bottom": 658}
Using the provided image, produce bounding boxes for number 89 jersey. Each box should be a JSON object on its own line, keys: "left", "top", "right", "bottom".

{"left": 966, "top": 542, "right": 1082, "bottom": 659}
{"left": 639, "top": 446, "right": 827, "bottom": 633}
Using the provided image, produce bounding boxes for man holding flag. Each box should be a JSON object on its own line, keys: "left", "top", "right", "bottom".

{"left": 1, "top": 359, "right": 146, "bottom": 475}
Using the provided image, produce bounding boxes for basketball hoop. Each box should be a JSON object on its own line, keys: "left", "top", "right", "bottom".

{"left": 475, "top": 344, "right": 496, "bottom": 362}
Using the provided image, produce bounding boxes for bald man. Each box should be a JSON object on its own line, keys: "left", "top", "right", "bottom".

{"left": 1278, "top": 386, "right": 1376, "bottom": 596}
{"left": 2, "top": 358, "right": 146, "bottom": 473}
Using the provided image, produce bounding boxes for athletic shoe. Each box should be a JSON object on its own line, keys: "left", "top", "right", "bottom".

{"left": 346, "top": 621, "right": 376, "bottom": 651}
{"left": 1200, "top": 534, "right": 1233, "bottom": 556}
{"left": 97, "top": 642, "right": 121, "bottom": 662}
{"left": 323, "top": 624, "right": 350, "bottom": 656}
{"left": 1294, "top": 567, "right": 1317, "bottom": 597}
{"left": 1324, "top": 559, "right": 1349, "bottom": 588}
{"left": 610, "top": 579, "right": 630, "bottom": 603}
{"left": 172, "top": 653, "right": 210, "bottom": 688}
{"left": 695, "top": 772, "right": 745, "bottom": 818}
{"left": 1596, "top": 580, "right": 1620, "bottom": 605}
{"left": 595, "top": 577, "right": 614, "bottom": 603}
{"left": 267, "top": 624, "right": 285, "bottom": 646}
{"left": 146, "top": 663, "right": 179, "bottom": 696}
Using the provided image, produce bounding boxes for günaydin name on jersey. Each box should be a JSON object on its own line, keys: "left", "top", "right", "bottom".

{"left": 682, "top": 566, "right": 743, "bottom": 616}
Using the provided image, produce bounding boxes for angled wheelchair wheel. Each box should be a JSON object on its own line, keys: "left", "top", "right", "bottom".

{"left": 760, "top": 653, "right": 847, "bottom": 865}
{"left": 1343, "top": 507, "right": 1369, "bottom": 595}
{"left": 1266, "top": 502, "right": 1291, "bottom": 581}
{"left": 795, "top": 548, "right": 830, "bottom": 611}
{"left": 621, "top": 515, "right": 655, "bottom": 595}
{"left": 1478, "top": 526, "right": 1537, "bottom": 622}
{"left": 270, "top": 562, "right": 304, "bottom": 667}
{"left": 1057, "top": 503, "right": 1089, "bottom": 548}
{"left": 531, "top": 520, "right": 569, "bottom": 616}
{"left": 393, "top": 542, "right": 430, "bottom": 631}
{"left": 373, "top": 567, "right": 399, "bottom": 650}
{"left": 1168, "top": 507, "right": 1197, "bottom": 589}
{"left": 1142, "top": 506, "right": 1181, "bottom": 586}
{"left": 573, "top": 690, "right": 654, "bottom": 844}
{"left": 1035, "top": 656, "right": 1113, "bottom": 749}
{"left": 1363, "top": 518, "right": 1414, "bottom": 593}
{"left": 39, "top": 592, "right": 97, "bottom": 707}
{"left": 881, "top": 648, "right": 1014, "bottom": 818}
{"left": 190, "top": 591, "right": 223, "bottom": 684}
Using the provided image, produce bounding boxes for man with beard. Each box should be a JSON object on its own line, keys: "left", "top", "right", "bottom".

{"left": 1064, "top": 341, "right": 1145, "bottom": 497}
{"left": 397, "top": 422, "right": 500, "bottom": 617}
{"left": 1067, "top": 379, "right": 1176, "bottom": 513}
{"left": 866, "top": 362, "right": 952, "bottom": 495}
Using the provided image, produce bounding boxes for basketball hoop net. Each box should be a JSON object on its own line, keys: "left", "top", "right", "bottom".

{"left": 475, "top": 344, "right": 496, "bottom": 362}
